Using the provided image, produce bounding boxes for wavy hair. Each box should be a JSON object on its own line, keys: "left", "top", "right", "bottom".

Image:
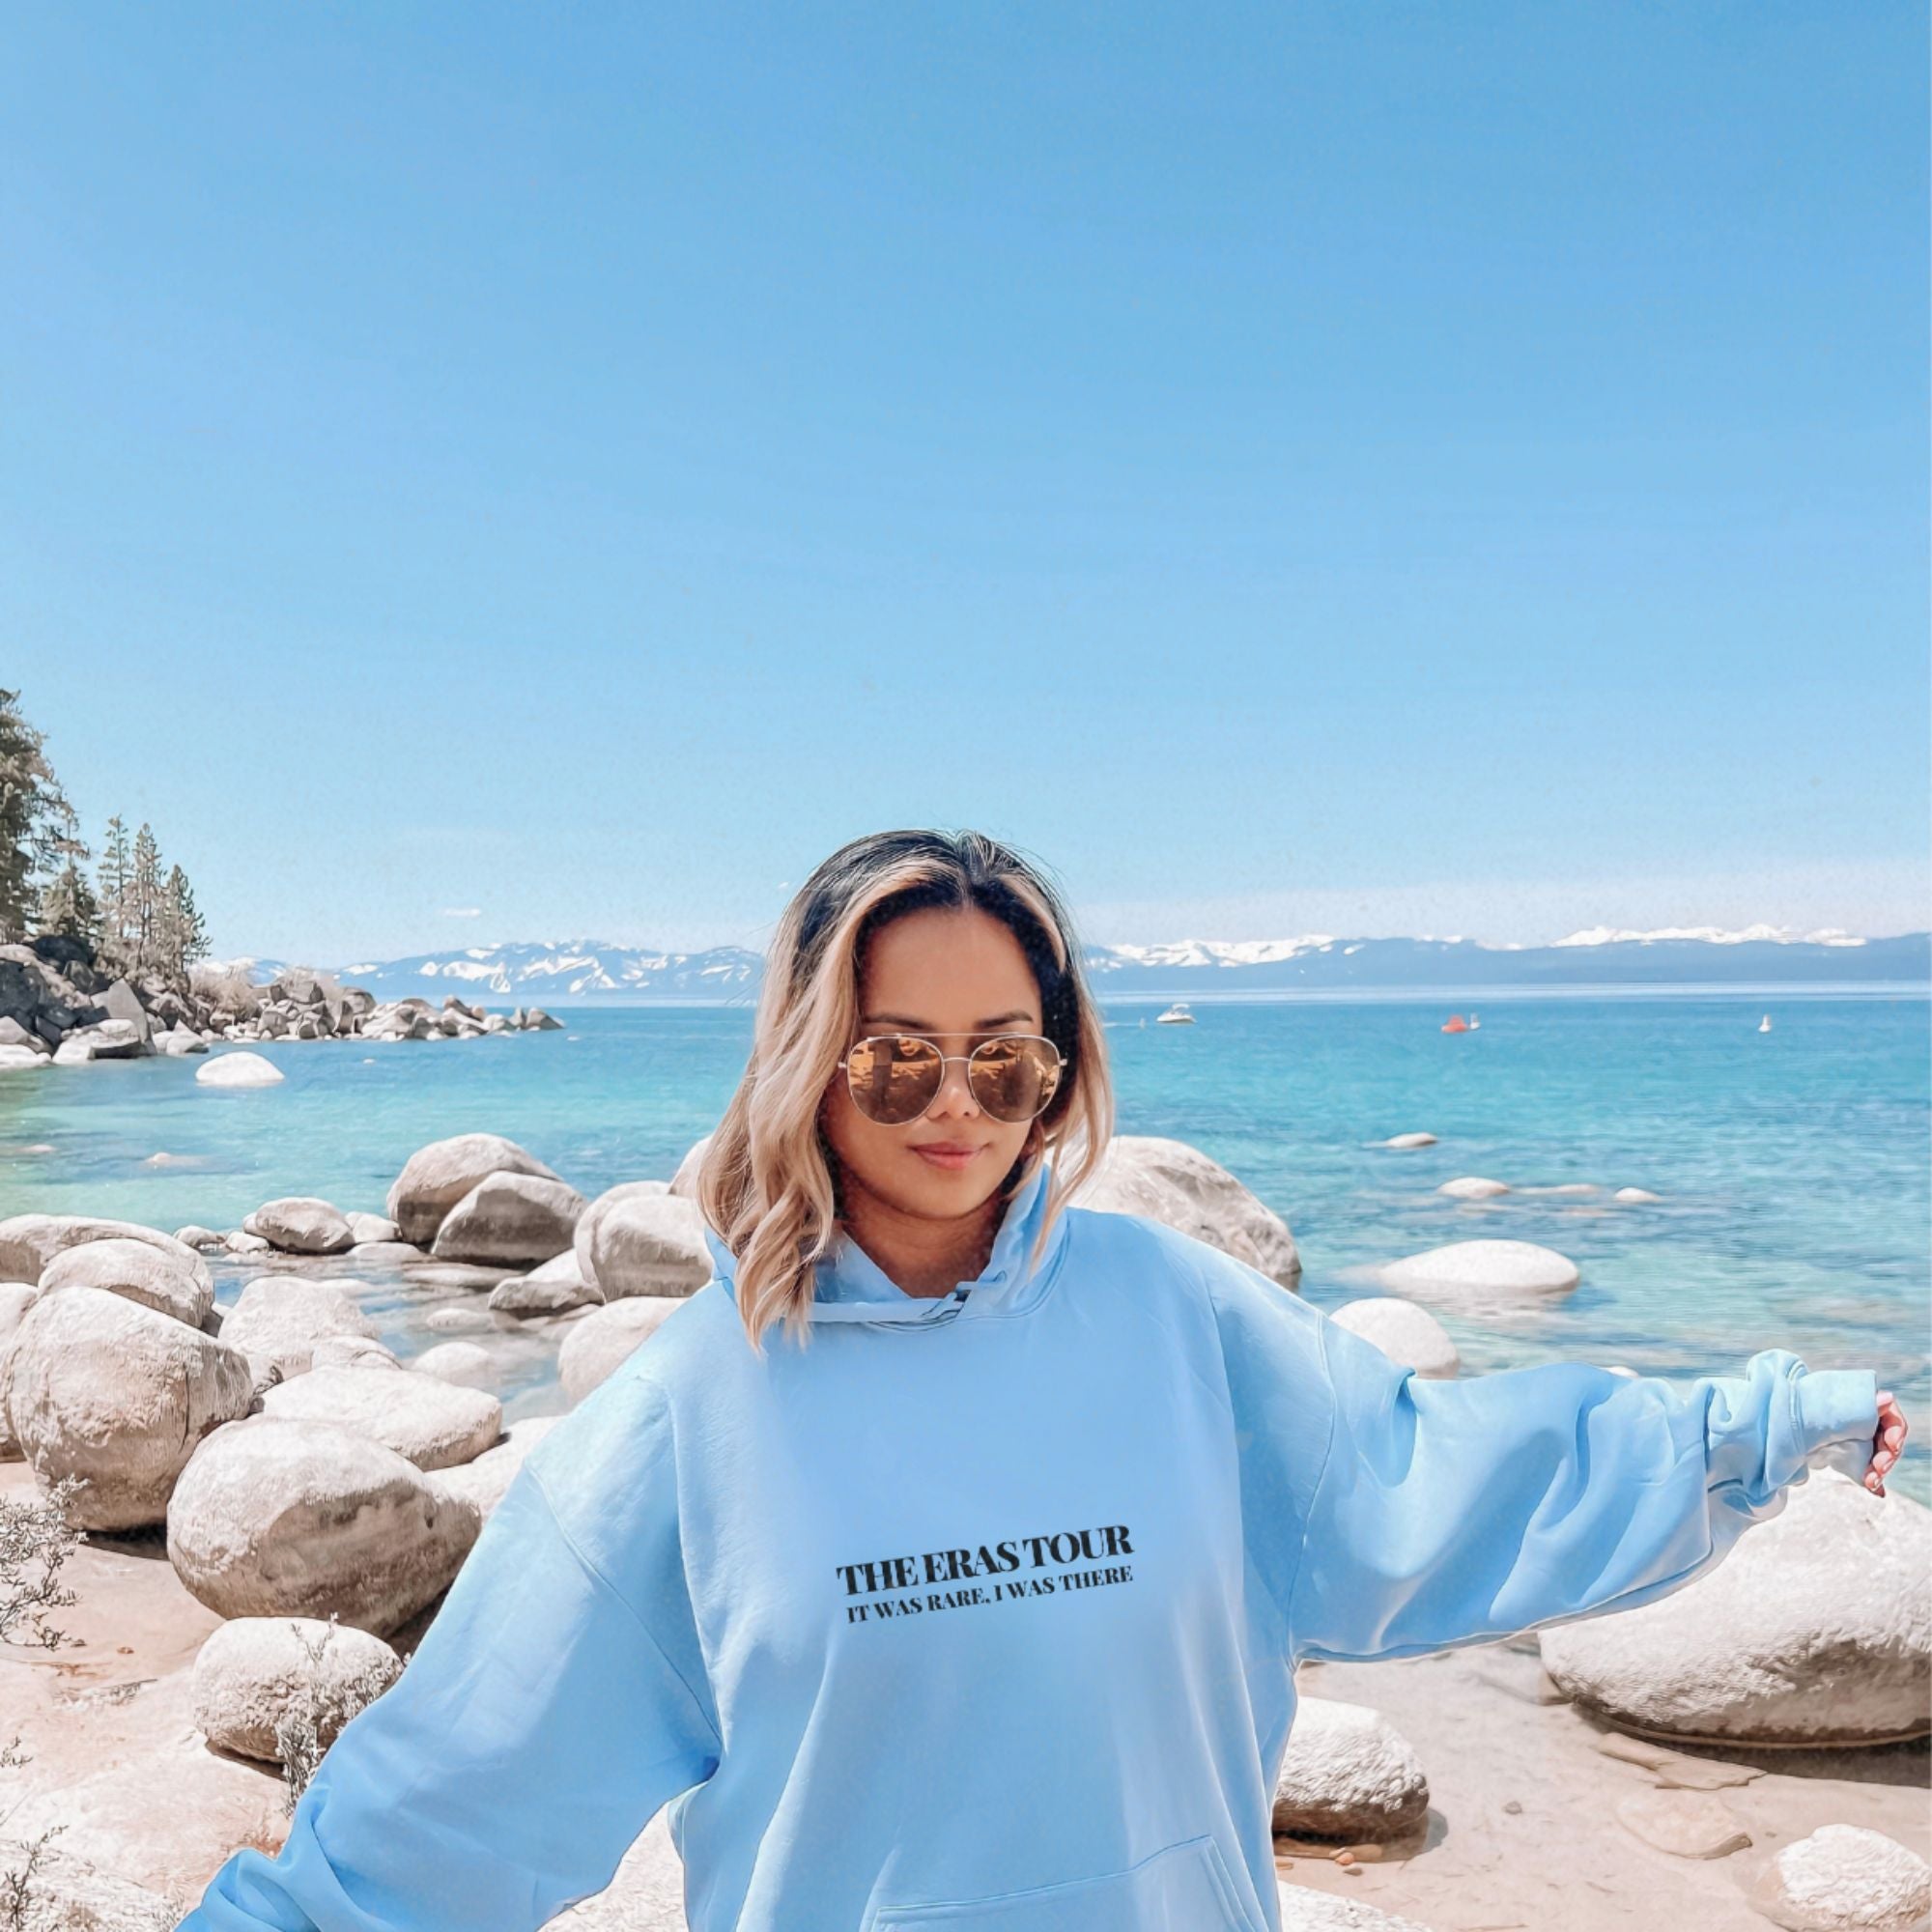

{"left": 697, "top": 829, "right": 1114, "bottom": 1354}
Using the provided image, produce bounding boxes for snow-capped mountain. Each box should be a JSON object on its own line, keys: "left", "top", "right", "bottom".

{"left": 252, "top": 928, "right": 1932, "bottom": 1005}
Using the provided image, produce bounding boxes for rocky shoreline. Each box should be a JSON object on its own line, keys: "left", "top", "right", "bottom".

{"left": 0, "top": 1132, "right": 1924, "bottom": 1929}
{"left": 0, "top": 933, "right": 563, "bottom": 1071}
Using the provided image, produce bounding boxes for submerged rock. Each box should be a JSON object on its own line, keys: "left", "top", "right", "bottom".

{"left": 1379, "top": 1238, "right": 1580, "bottom": 1307}
{"left": 195, "top": 1050, "right": 285, "bottom": 1088}
{"left": 242, "top": 1197, "right": 355, "bottom": 1255}
{"left": 1328, "top": 1298, "right": 1460, "bottom": 1378}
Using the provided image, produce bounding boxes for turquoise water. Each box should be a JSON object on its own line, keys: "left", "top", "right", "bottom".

{"left": 5, "top": 992, "right": 1925, "bottom": 1500}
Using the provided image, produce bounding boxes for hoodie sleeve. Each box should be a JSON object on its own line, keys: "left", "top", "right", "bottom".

{"left": 1201, "top": 1244, "right": 1878, "bottom": 1666}
{"left": 175, "top": 1367, "right": 722, "bottom": 1932}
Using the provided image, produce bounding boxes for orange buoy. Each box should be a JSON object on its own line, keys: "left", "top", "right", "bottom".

{"left": 1441, "top": 1014, "right": 1469, "bottom": 1034}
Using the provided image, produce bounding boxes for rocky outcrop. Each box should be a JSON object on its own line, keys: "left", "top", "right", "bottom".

{"left": 0, "top": 934, "right": 561, "bottom": 1065}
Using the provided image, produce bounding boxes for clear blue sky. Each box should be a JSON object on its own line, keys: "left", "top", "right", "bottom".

{"left": 6, "top": 3, "right": 1925, "bottom": 962}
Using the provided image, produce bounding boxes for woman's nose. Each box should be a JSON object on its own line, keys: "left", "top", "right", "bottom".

{"left": 925, "top": 1058, "right": 980, "bottom": 1118}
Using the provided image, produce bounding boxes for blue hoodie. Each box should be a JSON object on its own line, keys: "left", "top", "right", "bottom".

{"left": 179, "top": 1157, "right": 1877, "bottom": 1932}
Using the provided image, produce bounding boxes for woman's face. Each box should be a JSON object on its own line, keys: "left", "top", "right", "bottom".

{"left": 820, "top": 904, "right": 1046, "bottom": 1221}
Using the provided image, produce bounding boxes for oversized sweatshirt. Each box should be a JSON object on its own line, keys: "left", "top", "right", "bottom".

{"left": 178, "top": 1156, "right": 1878, "bottom": 1932}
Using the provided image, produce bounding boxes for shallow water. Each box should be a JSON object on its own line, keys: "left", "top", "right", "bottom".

{"left": 5, "top": 991, "right": 1924, "bottom": 1499}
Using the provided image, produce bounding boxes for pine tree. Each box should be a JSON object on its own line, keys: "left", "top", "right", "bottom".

{"left": 157, "top": 866, "right": 208, "bottom": 982}
{"left": 34, "top": 805, "right": 99, "bottom": 947}
{"left": 96, "top": 816, "right": 133, "bottom": 974}
{"left": 0, "top": 689, "right": 76, "bottom": 945}
{"left": 129, "top": 823, "right": 162, "bottom": 977}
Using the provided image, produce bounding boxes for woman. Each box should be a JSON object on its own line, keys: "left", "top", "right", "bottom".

{"left": 181, "top": 828, "right": 1909, "bottom": 1932}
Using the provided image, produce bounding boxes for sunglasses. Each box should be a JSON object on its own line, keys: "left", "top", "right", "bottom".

{"left": 836, "top": 1032, "right": 1066, "bottom": 1126}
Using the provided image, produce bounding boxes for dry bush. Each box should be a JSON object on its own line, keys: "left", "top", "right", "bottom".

{"left": 189, "top": 959, "right": 263, "bottom": 1018}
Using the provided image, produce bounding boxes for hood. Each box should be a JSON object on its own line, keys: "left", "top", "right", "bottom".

{"left": 700, "top": 1156, "right": 1068, "bottom": 1328}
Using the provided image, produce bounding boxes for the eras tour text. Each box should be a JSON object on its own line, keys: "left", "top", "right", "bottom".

{"left": 835, "top": 1524, "right": 1136, "bottom": 1625}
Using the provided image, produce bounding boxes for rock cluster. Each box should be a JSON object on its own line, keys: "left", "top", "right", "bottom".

{"left": 0, "top": 933, "right": 562, "bottom": 1071}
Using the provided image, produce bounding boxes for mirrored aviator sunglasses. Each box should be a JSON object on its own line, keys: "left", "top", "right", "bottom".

{"left": 837, "top": 1033, "right": 1066, "bottom": 1127}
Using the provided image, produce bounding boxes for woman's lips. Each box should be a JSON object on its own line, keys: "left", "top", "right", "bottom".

{"left": 912, "top": 1144, "right": 983, "bottom": 1171}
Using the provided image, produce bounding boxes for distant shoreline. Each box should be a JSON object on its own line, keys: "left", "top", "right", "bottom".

{"left": 397, "top": 981, "right": 1931, "bottom": 1012}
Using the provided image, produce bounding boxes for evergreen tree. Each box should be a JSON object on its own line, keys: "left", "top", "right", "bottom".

{"left": 0, "top": 688, "right": 75, "bottom": 944}
{"left": 35, "top": 804, "right": 99, "bottom": 947}
{"left": 96, "top": 814, "right": 133, "bottom": 970}
{"left": 157, "top": 865, "right": 209, "bottom": 982}
{"left": 129, "top": 823, "right": 163, "bottom": 975}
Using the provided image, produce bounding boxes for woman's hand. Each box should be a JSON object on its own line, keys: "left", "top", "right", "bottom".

{"left": 1864, "top": 1390, "right": 1910, "bottom": 1497}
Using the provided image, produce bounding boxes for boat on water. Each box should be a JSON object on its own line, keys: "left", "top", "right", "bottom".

{"left": 1154, "top": 1002, "right": 1195, "bottom": 1025}
{"left": 1468, "top": 1011, "right": 1481, "bottom": 1031}
{"left": 1441, "top": 1013, "right": 1469, "bottom": 1034}
{"left": 1759, "top": 1014, "right": 1773, "bottom": 1034}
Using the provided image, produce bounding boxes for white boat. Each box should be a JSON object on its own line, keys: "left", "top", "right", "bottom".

{"left": 1468, "top": 1012, "right": 1481, "bottom": 1031}
{"left": 1154, "top": 1002, "right": 1195, "bottom": 1025}
{"left": 1759, "top": 1013, "right": 1773, "bottom": 1034}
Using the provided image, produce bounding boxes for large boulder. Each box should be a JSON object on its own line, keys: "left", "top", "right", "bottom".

{"left": 558, "top": 1297, "right": 684, "bottom": 1404}
{"left": 1327, "top": 1298, "right": 1459, "bottom": 1378}
{"left": 386, "top": 1133, "right": 566, "bottom": 1245}
{"left": 38, "top": 1236, "right": 213, "bottom": 1329}
{"left": 575, "top": 1185, "right": 708, "bottom": 1299}
{"left": 216, "top": 1277, "right": 383, "bottom": 1383}
{"left": 0, "top": 1214, "right": 212, "bottom": 1295}
{"left": 191, "top": 1614, "right": 403, "bottom": 1764}
{"left": 262, "top": 1365, "right": 502, "bottom": 1470}
{"left": 0, "top": 1280, "right": 42, "bottom": 1459}
{"left": 411, "top": 1340, "right": 495, "bottom": 1390}
{"left": 1378, "top": 1238, "right": 1579, "bottom": 1312}
{"left": 1539, "top": 1470, "right": 1930, "bottom": 1747}
{"left": 1082, "top": 1135, "right": 1300, "bottom": 1285}
{"left": 1271, "top": 1696, "right": 1431, "bottom": 1840}
{"left": 195, "top": 1050, "right": 285, "bottom": 1088}
{"left": 242, "top": 1197, "right": 355, "bottom": 1255}
{"left": 431, "top": 1172, "right": 585, "bottom": 1266}
{"left": 166, "top": 1415, "right": 481, "bottom": 1636}
{"left": 1, "top": 1287, "right": 255, "bottom": 1528}
{"left": 0, "top": 1043, "right": 46, "bottom": 1072}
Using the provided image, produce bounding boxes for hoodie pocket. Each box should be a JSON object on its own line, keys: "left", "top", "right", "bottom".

{"left": 867, "top": 1833, "right": 1260, "bottom": 1930}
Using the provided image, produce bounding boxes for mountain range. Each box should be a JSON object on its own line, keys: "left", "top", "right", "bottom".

{"left": 210, "top": 927, "right": 1932, "bottom": 1005}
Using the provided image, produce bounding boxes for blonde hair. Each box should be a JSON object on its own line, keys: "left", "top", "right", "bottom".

{"left": 698, "top": 828, "right": 1115, "bottom": 1354}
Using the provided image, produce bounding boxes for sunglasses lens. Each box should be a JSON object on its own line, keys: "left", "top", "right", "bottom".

{"left": 969, "top": 1037, "right": 1063, "bottom": 1122}
{"left": 844, "top": 1035, "right": 944, "bottom": 1125}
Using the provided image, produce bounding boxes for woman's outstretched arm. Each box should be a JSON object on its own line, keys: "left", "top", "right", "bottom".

{"left": 176, "top": 1372, "right": 721, "bottom": 1932}
{"left": 1198, "top": 1238, "right": 1886, "bottom": 1666}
